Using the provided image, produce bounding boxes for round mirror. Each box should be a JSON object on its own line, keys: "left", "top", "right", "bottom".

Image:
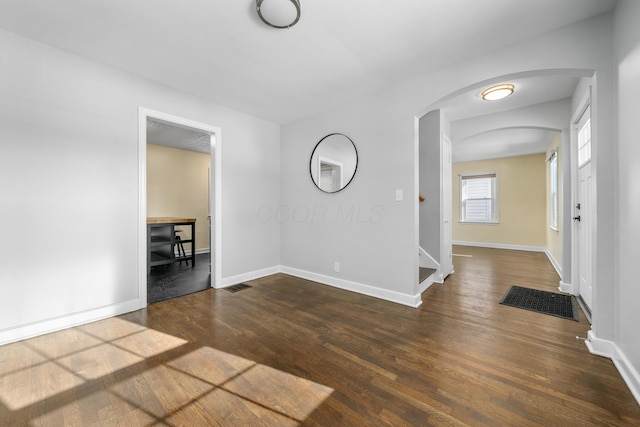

{"left": 309, "top": 133, "right": 358, "bottom": 193}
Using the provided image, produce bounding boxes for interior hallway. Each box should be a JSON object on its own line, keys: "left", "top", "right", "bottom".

{"left": 1, "top": 246, "right": 638, "bottom": 425}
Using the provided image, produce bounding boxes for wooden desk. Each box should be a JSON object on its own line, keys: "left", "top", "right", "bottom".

{"left": 147, "top": 217, "right": 196, "bottom": 272}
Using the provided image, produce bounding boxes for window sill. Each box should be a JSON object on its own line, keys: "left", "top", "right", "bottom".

{"left": 459, "top": 221, "right": 499, "bottom": 225}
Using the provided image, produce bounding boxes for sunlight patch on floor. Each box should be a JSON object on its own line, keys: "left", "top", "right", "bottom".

{"left": 166, "top": 346, "right": 334, "bottom": 424}
{"left": 0, "top": 318, "right": 186, "bottom": 411}
{"left": 0, "top": 318, "right": 333, "bottom": 424}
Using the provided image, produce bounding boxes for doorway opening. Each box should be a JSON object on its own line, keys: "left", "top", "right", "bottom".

{"left": 138, "top": 108, "right": 222, "bottom": 308}
{"left": 415, "top": 70, "right": 596, "bottom": 310}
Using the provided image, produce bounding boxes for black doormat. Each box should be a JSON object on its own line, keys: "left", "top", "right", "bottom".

{"left": 500, "top": 285, "right": 579, "bottom": 321}
{"left": 224, "top": 283, "right": 252, "bottom": 293}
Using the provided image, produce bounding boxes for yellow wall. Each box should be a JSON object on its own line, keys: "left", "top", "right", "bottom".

{"left": 147, "top": 144, "right": 210, "bottom": 252}
{"left": 546, "top": 134, "right": 563, "bottom": 267}
{"left": 453, "top": 154, "right": 546, "bottom": 247}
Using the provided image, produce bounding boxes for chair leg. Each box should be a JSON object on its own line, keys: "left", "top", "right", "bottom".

{"left": 175, "top": 235, "right": 188, "bottom": 265}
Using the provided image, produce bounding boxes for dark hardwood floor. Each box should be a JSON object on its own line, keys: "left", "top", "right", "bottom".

{"left": 147, "top": 253, "right": 211, "bottom": 303}
{"left": 1, "top": 246, "right": 639, "bottom": 425}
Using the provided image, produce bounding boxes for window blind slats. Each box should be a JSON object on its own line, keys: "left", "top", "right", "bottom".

{"left": 460, "top": 173, "right": 497, "bottom": 222}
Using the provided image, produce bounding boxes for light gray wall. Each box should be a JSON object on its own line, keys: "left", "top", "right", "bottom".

{"left": 281, "top": 13, "right": 614, "bottom": 305}
{"left": 0, "top": 27, "right": 280, "bottom": 340}
{"left": 614, "top": 0, "right": 640, "bottom": 382}
{"left": 419, "top": 110, "right": 441, "bottom": 262}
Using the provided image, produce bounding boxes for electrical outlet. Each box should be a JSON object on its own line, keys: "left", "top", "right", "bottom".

{"left": 334, "top": 262, "right": 340, "bottom": 272}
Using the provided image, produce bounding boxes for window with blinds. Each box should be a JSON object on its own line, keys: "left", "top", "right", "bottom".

{"left": 548, "top": 151, "right": 558, "bottom": 230}
{"left": 460, "top": 173, "right": 497, "bottom": 223}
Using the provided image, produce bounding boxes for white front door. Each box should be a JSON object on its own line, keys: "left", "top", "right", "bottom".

{"left": 576, "top": 105, "right": 593, "bottom": 310}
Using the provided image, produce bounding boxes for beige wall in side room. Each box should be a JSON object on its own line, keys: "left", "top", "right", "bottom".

{"left": 546, "top": 133, "right": 563, "bottom": 267}
{"left": 453, "top": 154, "right": 546, "bottom": 247}
{"left": 147, "top": 144, "right": 210, "bottom": 252}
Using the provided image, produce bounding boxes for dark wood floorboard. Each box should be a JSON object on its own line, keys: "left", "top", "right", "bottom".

{"left": 1, "top": 245, "right": 639, "bottom": 425}
{"left": 147, "top": 253, "right": 211, "bottom": 303}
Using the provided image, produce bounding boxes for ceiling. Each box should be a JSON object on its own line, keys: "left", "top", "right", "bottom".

{"left": 0, "top": 0, "right": 616, "bottom": 160}
{"left": 147, "top": 120, "right": 211, "bottom": 154}
{"left": 442, "top": 74, "right": 580, "bottom": 162}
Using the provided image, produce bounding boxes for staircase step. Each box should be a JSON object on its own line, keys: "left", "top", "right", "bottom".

{"left": 419, "top": 267, "right": 437, "bottom": 284}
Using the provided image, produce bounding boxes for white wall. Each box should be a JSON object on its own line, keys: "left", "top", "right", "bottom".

{"left": 613, "top": 0, "right": 640, "bottom": 399}
{"left": 281, "top": 13, "right": 614, "bottom": 307}
{"left": 0, "top": 27, "right": 280, "bottom": 343}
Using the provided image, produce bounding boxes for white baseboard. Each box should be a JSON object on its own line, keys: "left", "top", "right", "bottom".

{"left": 454, "top": 240, "right": 546, "bottom": 253}
{"left": 281, "top": 266, "right": 422, "bottom": 308}
{"left": 1, "top": 263, "right": 420, "bottom": 345}
{"left": 585, "top": 330, "right": 615, "bottom": 357}
{"left": 558, "top": 281, "right": 574, "bottom": 294}
{"left": 0, "top": 298, "right": 141, "bottom": 346}
{"left": 612, "top": 345, "right": 640, "bottom": 407}
{"left": 195, "top": 248, "right": 210, "bottom": 255}
{"left": 544, "top": 249, "right": 563, "bottom": 279}
{"left": 586, "top": 330, "right": 640, "bottom": 406}
{"left": 227, "top": 265, "right": 424, "bottom": 308}
{"left": 219, "top": 265, "right": 281, "bottom": 289}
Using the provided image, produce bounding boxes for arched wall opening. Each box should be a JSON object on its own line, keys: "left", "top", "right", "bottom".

{"left": 415, "top": 69, "right": 595, "bottom": 304}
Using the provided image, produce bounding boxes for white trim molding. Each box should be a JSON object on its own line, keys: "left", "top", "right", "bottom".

{"left": 0, "top": 299, "right": 140, "bottom": 346}
{"left": 544, "top": 249, "right": 563, "bottom": 279}
{"left": 454, "top": 240, "right": 546, "bottom": 253}
{"left": 586, "top": 330, "right": 640, "bottom": 406}
{"left": 558, "top": 281, "right": 574, "bottom": 294}
{"left": 139, "top": 107, "right": 223, "bottom": 308}
{"left": 282, "top": 266, "right": 422, "bottom": 308}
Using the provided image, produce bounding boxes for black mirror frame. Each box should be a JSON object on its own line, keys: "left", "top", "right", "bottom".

{"left": 309, "top": 133, "right": 358, "bottom": 194}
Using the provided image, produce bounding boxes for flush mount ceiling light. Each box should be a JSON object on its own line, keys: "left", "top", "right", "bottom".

{"left": 481, "top": 84, "right": 515, "bottom": 101}
{"left": 256, "top": 0, "right": 301, "bottom": 29}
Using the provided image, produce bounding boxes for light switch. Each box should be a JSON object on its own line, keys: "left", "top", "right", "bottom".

{"left": 395, "top": 189, "right": 403, "bottom": 201}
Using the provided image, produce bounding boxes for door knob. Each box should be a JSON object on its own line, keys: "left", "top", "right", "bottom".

{"left": 573, "top": 216, "right": 581, "bottom": 221}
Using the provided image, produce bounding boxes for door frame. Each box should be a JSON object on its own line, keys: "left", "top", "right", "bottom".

{"left": 138, "top": 107, "right": 222, "bottom": 309}
{"left": 570, "top": 89, "right": 593, "bottom": 321}
{"left": 441, "top": 133, "right": 453, "bottom": 278}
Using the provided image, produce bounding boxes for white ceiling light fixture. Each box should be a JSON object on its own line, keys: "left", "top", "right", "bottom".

{"left": 256, "top": 0, "right": 301, "bottom": 29}
{"left": 481, "top": 84, "right": 515, "bottom": 101}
